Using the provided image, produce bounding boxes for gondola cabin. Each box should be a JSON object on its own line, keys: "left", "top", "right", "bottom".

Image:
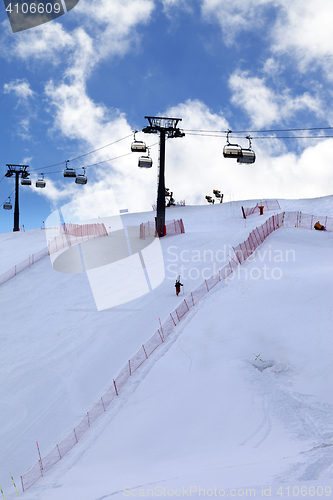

{"left": 3, "top": 200, "right": 12, "bottom": 210}
{"left": 21, "top": 177, "right": 32, "bottom": 185}
{"left": 63, "top": 168, "right": 77, "bottom": 178}
{"left": 223, "top": 144, "right": 243, "bottom": 158}
{"left": 131, "top": 141, "right": 147, "bottom": 153}
{"left": 138, "top": 156, "right": 153, "bottom": 168}
{"left": 36, "top": 177, "right": 46, "bottom": 188}
{"left": 237, "top": 149, "right": 256, "bottom": 164}
{"left": 75, "top": 173, "right": 87, "bottom": 184}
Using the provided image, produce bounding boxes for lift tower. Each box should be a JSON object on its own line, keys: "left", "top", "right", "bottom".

{"left": 5, "top": 164, "right": 29, "bottom": 231}
{"left": 142, "top": 116, "right": 185, "bottom": 237}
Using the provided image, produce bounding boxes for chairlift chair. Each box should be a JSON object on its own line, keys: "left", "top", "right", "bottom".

{"left": 223, "top": 130, "right": 243, "bottom": 159}
{"left": 131, "top": 131, "right": 147, "bottom": 153}
{"left": 138, "top": 147, "right": 152, "bottom": 168}
{"left": 21, "top": 177, "right": 32, "bottom": 186}
{"left": 63, "top": 167, "right": 77, "bottom": 178}
{"left": 75, "top": 168, "right": 87, "bottom": 185}
{"left": 3, "top": 197, "right": 12, "bottom": 210}
{"left": 131, "top": 141, "right": 147, "bottom": 153}
{"left": 138, "top": 156, "right": 153, "bottom": 168}
{"left": 237, "top": 136, "right": 256, "bottom": 164}
{"left": 36, "top": 174, "right": 46, "bottom": 188}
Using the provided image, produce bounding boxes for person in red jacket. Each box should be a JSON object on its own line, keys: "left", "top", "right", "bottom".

{"left": 175, "top": 278, "right": 183, "bottom": 296}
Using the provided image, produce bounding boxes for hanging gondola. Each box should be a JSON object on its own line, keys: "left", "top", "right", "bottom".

{"left": 21, "top": 175, "right": 32, "bottom": 185}
{"left": 131, "top": 131, "right": 147, "bottom": 153}
{"left": 75, "top": 168, "right": 87, "bottom": 184}
{"left": 223, "top": 130, "right": 243, "bottom": 159}
{"left": 36, "top": 174, "right": 46, "bottom": 188}
{"left": 138, "top": 147, "right": 152, "bottom": 168}
{"left": 3, "top": 197, "right": 12, "bottom": 210}
{"left": 237, "top": 136, "right": 256, "bottom": 164}
{"left": 63, "top": 161, "right": 77, "bottom": 178}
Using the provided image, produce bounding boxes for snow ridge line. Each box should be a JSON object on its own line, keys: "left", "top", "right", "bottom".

{"left": 0, "top": 223, "right": 108, "bottom": 287}
{"left": 0, "top": 246, "right": 49, "bottom": 286}
{"left": 20, "top": 212, "right": 288, "bottom": 493}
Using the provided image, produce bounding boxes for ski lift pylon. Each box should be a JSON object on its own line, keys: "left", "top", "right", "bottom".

{"left": 223, "top": 130, "right": 243, "bottom": 159}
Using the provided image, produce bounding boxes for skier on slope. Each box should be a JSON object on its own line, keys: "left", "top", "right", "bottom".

{"left": 175, "top": 277, "right": 183, "bottom": 296}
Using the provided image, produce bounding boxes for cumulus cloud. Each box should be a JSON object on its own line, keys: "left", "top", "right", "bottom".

{"left": 4, "top": 79, "right": 34, "bottom": 100}
{"left": 229, "top": 71, "right": 324, "bottom": 128}
{"left": 201, "top": 0, "right": 273, "bottom": 45}
{"left": 200, "top": 0, "right": 333, "bottom": 77}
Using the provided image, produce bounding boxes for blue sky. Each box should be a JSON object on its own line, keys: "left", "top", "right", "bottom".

{"left": 1, "top": 0, "right": 333, "bottom": 233}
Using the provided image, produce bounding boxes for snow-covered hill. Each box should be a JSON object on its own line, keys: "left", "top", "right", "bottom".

{"left": 1, "top": 197, "right": 333, "bottom": 499}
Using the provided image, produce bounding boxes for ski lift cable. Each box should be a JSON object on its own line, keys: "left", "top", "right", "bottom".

{"left": 27, "top": 133, "right": 136, "bottom": 173}
{"left": 183, "top": 126, "right": 333, "bottom": 134}
{"left": 185, "top": 132, "right": 333, "bottom": 139}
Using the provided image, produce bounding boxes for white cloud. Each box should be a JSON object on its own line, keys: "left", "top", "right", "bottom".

{"left": 5, "top": 0, "right": 154, "bottom": 80}
{"left": 229, "top": 71, "right": 324, "bottom": 128}
{"left": 200, "top": 0, "right": 333, "bottom": 77}
{"left": 270, "top": 0, "right": 333, "bottom": 76}
{"left": 4, "top": 79, "right": 34, "bottom": 100}
{"left": 201, "top": 0, "right": 273, "bottom": 45}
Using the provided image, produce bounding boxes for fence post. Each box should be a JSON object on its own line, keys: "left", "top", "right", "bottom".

{"left": 191, "top": 292, "right": 194, "bottom": 306}
{"left": 36, "top": 442, "right": 43, "bottom": 477}
{"left": 101, "top": 397, "right": 105, "bottom": 411}
{"left": 57, "top": 444, "right": 61, "bottom": 459}
{"left": 87, "top": 412, "right": 90, "bottom": 427}
{"left": 113, "top": 379, "right": 118, "bottom": 396}
{"left": 74, "top": 429, "right": 78, "bottom": 443}
{"left": 158, "top": 329, "right": 164, "bottom": 342}
{"left": 170, "top": 313, "right": 177, "bottom": 326}
{"left": 142, "top": 344, "right": 148, "bottom": 359}
{"left": 129, "top": 360, "right": 131, "bottom": 376}
{"left": 205, "top": 279, "right": 209, "bottom": 292}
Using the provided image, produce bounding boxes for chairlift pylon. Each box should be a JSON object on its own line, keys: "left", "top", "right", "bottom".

{"left": 36, "top": 174, "right": 46, "bottom": 188}
{"left": 75, "top": 167, "right": 87, "bottom": 185}
{"left": 237, "top": 136, "right": 256, "bottom": 164}
{"left": 223, "top": 130, "right": 243, "bottom": 159}
{"left": 3, "top": 197, "right": 12, "bottom": 210}
{"left": 131, "top": 130, "right": 147, "bottom": 153}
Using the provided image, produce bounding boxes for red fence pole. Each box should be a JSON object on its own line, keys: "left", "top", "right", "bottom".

{"left": 113, "top": 380, "right": 118, "bottom": 396}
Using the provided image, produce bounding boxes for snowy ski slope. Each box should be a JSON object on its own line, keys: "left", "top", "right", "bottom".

{"left": 0, "top": 196, "right": 333, "bottom": 499}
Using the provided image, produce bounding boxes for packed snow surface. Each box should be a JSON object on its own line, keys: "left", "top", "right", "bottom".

{"left": 0, "top": 196, "right": 333, "bottom": 499}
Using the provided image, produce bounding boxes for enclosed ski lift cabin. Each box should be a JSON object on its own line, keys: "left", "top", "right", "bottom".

{"left": 21, "top": 173, "right": 32, "bottom": 185}
{"left": 63, "top": 161, "right": 77, "bottom": 178}
{"left": 36, "top": 174, "right": 46, "bottom": 188}
{"left": 223, "top": 130, "right": 243, "bottom": 159}
{"left": 3, "top": 197, "right": 12, "bottom": 210}
{"left": 237, "top": 136, "right": 256, "bottom": 164}
{"left": 75, "top": 168, "right": 87, "bottom": 185}
{"left": 138, "top": 156, "right": 153, "bottom": 168}
{"left": 131, "top": 131, "right": 147, "bottom": 153}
